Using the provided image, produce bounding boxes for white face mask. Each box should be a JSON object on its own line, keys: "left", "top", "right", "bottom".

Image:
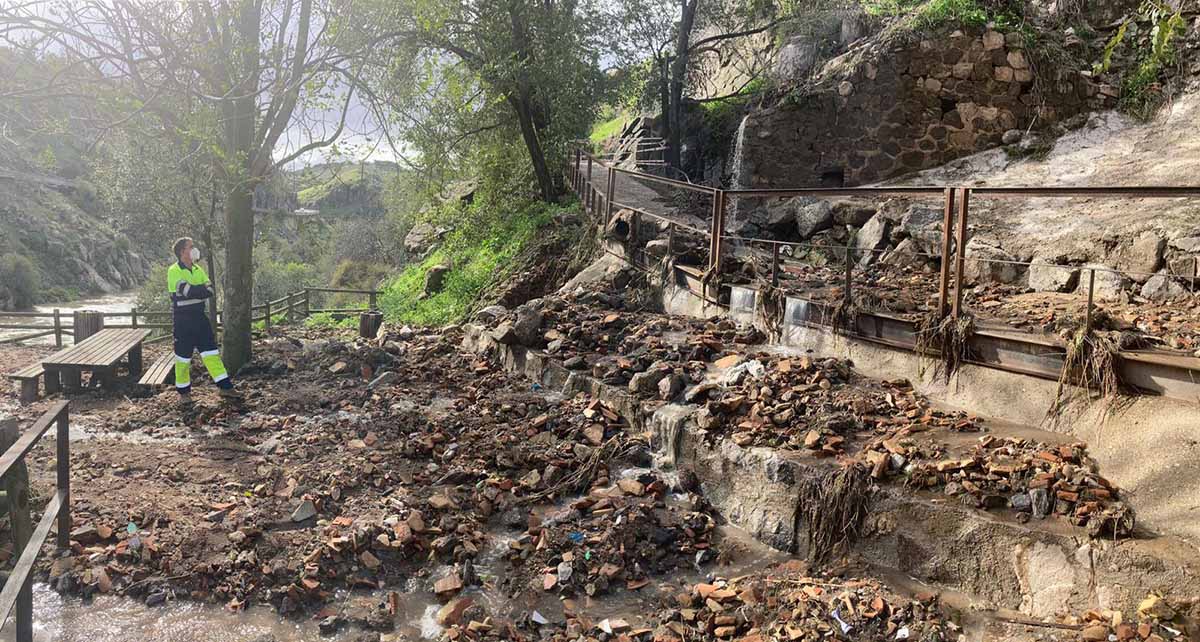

{"left": 190, "top": 247, "right": 201, "bottom": 262}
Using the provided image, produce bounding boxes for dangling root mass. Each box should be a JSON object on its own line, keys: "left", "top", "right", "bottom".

{"left": 797, "top": 464, "right": 872, "bottom": 565}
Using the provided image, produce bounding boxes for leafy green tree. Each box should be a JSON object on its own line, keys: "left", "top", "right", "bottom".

{"left": 608, "top": 0, "right": 843, "bottom": 169}
{"left": 0, "top": 254, "right": 39, "bottom": 310}
{"left": 359, "top": 0, "right": 605, "bottom": 202}
{"left": 0, "top": 0, "right": 382, "bottom": 370}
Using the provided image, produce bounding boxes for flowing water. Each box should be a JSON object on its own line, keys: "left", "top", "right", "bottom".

{"left": 727, "top": 115, "right": 751, "bottom": 226}
{"left": 0, "top": 292, "right": 139, "bottom": 345}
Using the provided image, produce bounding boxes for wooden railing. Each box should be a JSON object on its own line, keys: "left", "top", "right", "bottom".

{"left": 0, "top": 287, "right": 382, "bottom": 347}
{"left": 0, "top": 401, "right": 70, "bottom": 642}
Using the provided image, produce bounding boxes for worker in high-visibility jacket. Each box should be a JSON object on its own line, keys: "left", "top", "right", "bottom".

{"left": 167, "top": 237, "right": 240, "bottom": 405}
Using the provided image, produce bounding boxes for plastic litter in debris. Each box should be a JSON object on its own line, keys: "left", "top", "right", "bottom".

{"left": 719, "top": 359, "right": 765, "bottom": 386}
{"left": 830, "top": 608, "right": 853, "bottom": 635}
{"left": 531, "top": 610, "right": 549, "bottom": 625}
{"left": 896, "top": 625, "right": 910, "bottom": 640}
{"left": 568, "top": 532, "right": 584, "bottom": 543}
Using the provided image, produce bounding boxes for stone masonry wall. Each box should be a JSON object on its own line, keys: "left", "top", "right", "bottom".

{"left": 737, "top": 25, "right": 1115, "bottom": 189}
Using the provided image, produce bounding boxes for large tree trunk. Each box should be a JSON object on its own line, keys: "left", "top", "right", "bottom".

{"left": 220, "top": 0, "right": 261, "bottom": 373}
{"left": 668, "top": 0, "right": 700, "bottom": 171}
{"left": 222, "top": 180, "right": 254, "bottom": 372}
{"left": 510, "top": 92, "right": 557, "bottom": 202}
{"left": 657, "top": 57, "right": 671, "bottom": 146}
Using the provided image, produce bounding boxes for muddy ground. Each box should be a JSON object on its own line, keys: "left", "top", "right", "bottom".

{"left": 0, "top": 276, "right": 1196, "bottom": 641}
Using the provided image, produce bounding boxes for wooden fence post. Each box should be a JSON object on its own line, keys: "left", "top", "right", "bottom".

{"left": 264, "top": 300, "right": 271, "bottom": 332}
{"left": 304, "top": 288, "right": 311, "bottom": 318}
{"left": 369, "top": 291, "right": 378, "bottom": 311}
{"left": 0, "top": 420, "right": 33, "bottom": 642}
{"left": 53, "top": 309, "right": 62, "bottom": 348}
{"left": 56, "top": 405, "right": 70, "bottom": 550}
{"left": 130, "top": 308, "right": 138, "bottom": 329}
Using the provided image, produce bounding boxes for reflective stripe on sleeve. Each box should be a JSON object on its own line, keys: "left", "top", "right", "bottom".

{"left": 175, "top": 299, "right": 205, "bottom": 307}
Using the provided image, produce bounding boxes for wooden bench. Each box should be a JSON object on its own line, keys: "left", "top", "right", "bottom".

{"left": 6, "top": 363, "right": 59, "bottom": 405}
{"left": 138, "top": 352, "right": 176, "bottom": 388}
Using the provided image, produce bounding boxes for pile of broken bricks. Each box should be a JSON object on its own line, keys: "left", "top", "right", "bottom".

{"left": 893, "top": 435, "right": 1135, "bottom": 538}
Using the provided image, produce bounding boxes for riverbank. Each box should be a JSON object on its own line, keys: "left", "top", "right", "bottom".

{"left": 0, "top": 292, "right": 139, "bottom": 346}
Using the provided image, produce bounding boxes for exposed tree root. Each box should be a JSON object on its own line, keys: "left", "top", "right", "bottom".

{"left": 796, "top": 464, "right": 872, "bottom": 565}
{"left": 914, "top": 310, "right": 976, "bottom": 382}
{"left": 1049, "top": 313, "right": 1156, "bottom": 417}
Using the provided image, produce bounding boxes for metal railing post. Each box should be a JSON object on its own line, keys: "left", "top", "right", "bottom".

{"left": 937, "top": 188, "right": 956, "bottom": 318}
{"left": 56, "top": 405, "right": 70, "bottom": 550}
{"left": 605, "top": 167, "right": 616, "bottom": 221}
{"left": 952, "top": 188, "right": 971, "bottom": 320}
{"left": 709, "top": 190, "right": 726, "bottom": 275}
{"left": 844, "top": 247, "right": 853, "bottom": 310}
{"left": 1085, "top": 268, "right": 1096, "bottom": 334}
{"left": 586, "top": 157, "right": 594, "bottom": 213}
{"left": 772, "top": 243, "right": 780, "bottom": 288}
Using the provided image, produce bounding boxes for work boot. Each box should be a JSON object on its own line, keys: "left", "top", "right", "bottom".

{"left": 218, "top": 386, "right": 244, "bottom": 401}
{"left": 178, "top": 392, "right": 194, "bottom": 407}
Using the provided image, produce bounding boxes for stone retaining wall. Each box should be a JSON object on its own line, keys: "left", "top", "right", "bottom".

{"left": 737, "top": 25, "right": 1112, "bottom": 189}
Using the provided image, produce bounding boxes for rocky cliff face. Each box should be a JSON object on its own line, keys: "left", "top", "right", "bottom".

{"left": 0, "top": 177, "right": 151, "bottom": 308}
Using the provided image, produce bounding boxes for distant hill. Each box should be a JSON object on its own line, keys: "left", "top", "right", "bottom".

{"left": 288, "top": 161, "right": 404, "bottom": 218}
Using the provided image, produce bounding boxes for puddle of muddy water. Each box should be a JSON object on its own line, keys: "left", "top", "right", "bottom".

{"left": 0, "top": 582, "right": 461, "bottom": 642}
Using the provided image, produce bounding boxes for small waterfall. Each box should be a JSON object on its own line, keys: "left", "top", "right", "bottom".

{"left": 726, "top": 114, "right": 751, "bottom": 227}
{"left": 649, "top": 405, "right": 689, "bottom": 472}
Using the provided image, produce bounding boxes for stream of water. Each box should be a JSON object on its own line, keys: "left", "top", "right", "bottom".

{"left": 0, "top": 292, "right": 139, "bottom": 345}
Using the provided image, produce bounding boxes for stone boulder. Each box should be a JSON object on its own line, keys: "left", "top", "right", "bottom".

{"left": 1169, "top": 237, "right": 1200, "bottom": 253}
{"left": 880, "top": 239, "right": 933, "bottom": 271}
{"left": 795, "top": 201, "right": 834, "bottom": 239}
{"left": 855, "top": 213, "right": 891, "bottom": 267}
{"left": 1141, "top": 272, "right": 1187, "bottom": 302}
{"left": 897, "top": 205, "right": 944, "bottom": 252}
{"left": 963, "top": 238, "right": 1021, "bottom": 285}
{"left": 1114, "top": 231, "right": 1165, "bottom": 283}
{"left": 1028, "top": 258, "right": 1079, "bottom": 293}
{"left": 832, "top": 202, "right": 876, "bottom": 227}
{"left": 405, "top": 222, "right": 445, "bottom": 256}
{"left": 512, "top": 304, "right": 544, "bottom": 347}
{"left": 761, "top": 197, "right": 833, "bottom": 239}
{"left": 422, "top": 264, "right": 450, "bottom": 297}
{"left": 1077, "top": 264, "right": 1129, "bottom": 301}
